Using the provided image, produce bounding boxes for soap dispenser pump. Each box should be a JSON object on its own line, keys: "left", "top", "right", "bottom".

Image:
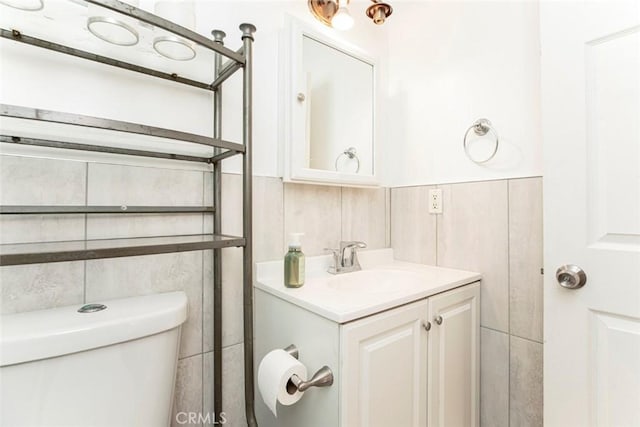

{"left": 284, "top": 232, "right": 305, "bottom": 288}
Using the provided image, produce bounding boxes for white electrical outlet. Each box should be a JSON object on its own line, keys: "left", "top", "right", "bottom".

{"left": 428, "top": 189, "right": 443, "bottom": 214}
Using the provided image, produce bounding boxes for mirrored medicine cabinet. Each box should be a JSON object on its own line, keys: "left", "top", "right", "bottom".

{"left": 281, "top": 16, "right": 378, "bottom": 187}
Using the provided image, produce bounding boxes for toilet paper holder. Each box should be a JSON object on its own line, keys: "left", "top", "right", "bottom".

{"left": 283, "top": 344, "right": 334, "bottom": 393}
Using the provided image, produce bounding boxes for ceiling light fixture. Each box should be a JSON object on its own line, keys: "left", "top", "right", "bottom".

{"left": 307, "top": 0, "right": 339, "bottom": 27}
{"left": 308, "top": 0, "right": 392, "bottom": 29}
{"left": 366, "top": 0, "right": 393, "bottom": 25}
{"left": 331, "top": 2, "right": 354, "bottom": 31}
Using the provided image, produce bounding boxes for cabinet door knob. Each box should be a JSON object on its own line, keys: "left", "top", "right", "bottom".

{"left": 422, "top": 321, "right": 431, "bottom": 331}
{"left": 297, "top": 93, "right": 306, "bottom": 102}
{"left": 434, "top": 315, "right": 443, "bottom": 325}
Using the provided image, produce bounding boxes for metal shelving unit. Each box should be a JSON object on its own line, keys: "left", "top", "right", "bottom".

{"left": 0, "top": 1, "right": 257, "bottom": 425}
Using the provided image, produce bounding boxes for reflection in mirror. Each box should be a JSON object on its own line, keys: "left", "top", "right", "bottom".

{"left": 302, "top": 35, "right": 374, "bottom": 175}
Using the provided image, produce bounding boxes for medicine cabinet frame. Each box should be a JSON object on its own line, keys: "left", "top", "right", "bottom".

{"left": 280, "top": 15, "right": 380, "bottom": 187}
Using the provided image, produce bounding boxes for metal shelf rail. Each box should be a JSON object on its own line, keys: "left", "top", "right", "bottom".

{"left": 0, "top": 1, "right": 257, "bottom": 425}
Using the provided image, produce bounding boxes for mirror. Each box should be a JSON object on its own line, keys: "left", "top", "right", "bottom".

{"left": 282, "top": 17, "right": 378, "bottom": 186}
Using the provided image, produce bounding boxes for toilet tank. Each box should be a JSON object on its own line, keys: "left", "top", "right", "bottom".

{"left": 0, "top": 291, "right": 188, "bottom": 427}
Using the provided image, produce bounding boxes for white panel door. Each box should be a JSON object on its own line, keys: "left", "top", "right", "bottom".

{"left": 340, "top": 299, "right": 428, "bottom": 427}
{"left": 541, "top": 1, "right": 640, "bottom": 426}
{"left": 427, "top": 283, "right": 479, "bottom": 427}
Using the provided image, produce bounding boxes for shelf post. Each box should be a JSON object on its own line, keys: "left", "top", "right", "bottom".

{"left": 211, "top": 28, "right": 225, "bottom": 426}
{"left": 240, "top": 22, "right": 258, "bottom": 427}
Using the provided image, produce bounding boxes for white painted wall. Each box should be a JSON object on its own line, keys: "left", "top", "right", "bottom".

{"left": 1, "top": 1, "right": 540, "bottom": 185}
{"left": 196, "top": 1, "right": 389, "bottom": 177}
{"left": 0, "top": 0, "right": 388, "bottom": 178}
{"left": 383, "top": 1, "right": 542, "bottom": 187}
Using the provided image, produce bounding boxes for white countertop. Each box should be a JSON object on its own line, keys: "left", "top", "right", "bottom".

{"left": 255, "top": 249, "right": 481, "bottom": 323}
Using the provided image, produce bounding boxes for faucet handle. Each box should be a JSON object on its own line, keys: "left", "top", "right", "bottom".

{"left": 340, "top": 241, "right": 367, "bottom": 249}
{"left": 324, "top": 248, "right": 340, "bottom": 274}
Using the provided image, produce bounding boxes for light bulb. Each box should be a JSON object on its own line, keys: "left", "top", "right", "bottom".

{"left": 331, "top": 6, "right": 354, "bottom": 31}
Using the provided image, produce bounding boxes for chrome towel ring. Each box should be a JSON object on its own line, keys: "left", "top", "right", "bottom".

{"left": 335, "top": 146, "right": 360, "bottom": 173}
{"left": 463, "top": 118, "right": 499, "bottom": 164}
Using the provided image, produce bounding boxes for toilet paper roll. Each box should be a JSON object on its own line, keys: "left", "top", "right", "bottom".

{"left": 258, "top": 349, "right": 307, "bottom": 416}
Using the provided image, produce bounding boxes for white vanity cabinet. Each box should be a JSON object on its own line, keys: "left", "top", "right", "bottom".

{"left": 427, "top": 283, "right": 480, "bottom": 427}
{"left": 255, "top": 278, "right": 480, "bottom": 427}
{"left": 341, "top": 299, "right": 428, "bottom": 427}
{"left": 341, "top": 283, "right": 479, "bottom": 427}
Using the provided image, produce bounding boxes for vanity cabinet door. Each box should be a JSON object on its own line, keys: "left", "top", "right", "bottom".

{"left": 340, "top": 299, "right": 428, "bottom": 427}
{"left": 427, "top": 282, "right": 480, "bottom": 427}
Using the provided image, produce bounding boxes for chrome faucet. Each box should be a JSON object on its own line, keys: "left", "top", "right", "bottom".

{"left": 325, "top": 241, "right": 367, "bottom": 274}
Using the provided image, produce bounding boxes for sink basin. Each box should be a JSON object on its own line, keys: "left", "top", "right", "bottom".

{"left": 326, "top": 269, "right": 425, "bottom": 293}
{"left": 255, "top": 248, "right": 482, "bottom": 322}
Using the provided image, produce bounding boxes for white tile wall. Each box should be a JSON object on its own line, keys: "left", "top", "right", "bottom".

{"left": 86, "top": 163, "right": 205, "bottom": 240}
{"left": 509, "top": 178, "right": 544, "bottom": 343}
{"left": 10, "top": 156, "right": 549, "bottom": 427}
{"left": 172, "top": 354, "right": 204, "bottom": 427}
{"left": 87, "top": 163, "right": 204, "bottom": 206}
{"left": 391, "top": 185, "right": 437, "bottom": 264}
{"left": 0, "top": 155, "right": 86, "bottom": 205}
{"left": 510, "top": 336, "right": 543, "bottom": 427}
{"left": 221, "top": 343, "right": 248, "bottom": 427}
{"left": 203, "top": 344, "right": 248, "bottom": 427}
{"left": 0, "top": 261, "right": 84, "bottom": 314}
{"left": 437, "top": 180, "right": 510, "bottom": 333}
{"left": 0, "top": 214, "right": 85, "bottom": 245}
{"left": 220, "top": 173, "right": 242, "bottom": 235}
{"left": 85, "top": 251, "right": 204, "bottom": 359}
{"left": 391, "top": 177, "right": 543, "bottom": 427}
{"left": 86, "top": 213, "right": 204, "bottom": 240}
{"left": 341, "top": 187, "right": 388, "bottom": 250}
{"left": 221, "top": 247, "right": 244, "bottom": 348}
{"left": 2, "top": 157, "right": 291, "bottom": 426}
{"left": 283, "top": 183, "right": 342, "bottom": 256}
{"left": 205, "top": 178, "right": 390, "bottom": 424}
{"left": 203, "top": 250, "right": 215, "bottom": 353}
{"left": 0, "top": 155, "right": 86, "bottom": 244}
{"left": 203, "top": 351, "right": 215, "bottom": 423}
{"left": 480, "top": 327, "right": 510, "bottom": 427}
{"left": 253, "top": 176, "right": 284, "bottom": 262}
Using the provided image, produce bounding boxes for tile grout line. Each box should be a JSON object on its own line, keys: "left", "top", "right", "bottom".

{"left": 281, "top": 181, "right": 286, "bottom": 255}
{"left": 480, "top": 324, "right": 544, "bottom": 346}
{"left": 201, "top": 170, "right": 206, "bottom": 415}
{"left": 340, "top": 186, "right": 344, "bottom": 241}
{"left": 435, "top": 184, "right": 439, "bottom": 265}
{"left": 480, "top": 325, "right": 509, "bottom": 336}
{"left": 479, "top": 324, "right": 545, "bottom": 345}
{"left": 83, "top": 162, "right": 89, "bottom": 303}
{"left": 388, "top": 176, "right": 541, "bottom": 190}
{"left": 507, "top": 179, "right": 512, "bottom": 427}
{"left": 387, "top": 188, "right": 391, "bottom": 249}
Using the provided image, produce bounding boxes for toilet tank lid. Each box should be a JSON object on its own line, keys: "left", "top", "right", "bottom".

{"left": 0, "top": 291, "right": 188, "bottom": 367}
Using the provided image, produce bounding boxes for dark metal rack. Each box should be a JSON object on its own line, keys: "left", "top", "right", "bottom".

{"left": 0, "top": 206, "right": 215, "bottom": 214}
{"left": 0, "top": 1, "right": 257, "bottom": 425}
{"left": 0, "top": 234, "right": 246, "bottom": 266}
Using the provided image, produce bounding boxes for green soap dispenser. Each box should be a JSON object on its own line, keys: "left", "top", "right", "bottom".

{"left": 284, "top": 232, "right": 305, "bottom": 288}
